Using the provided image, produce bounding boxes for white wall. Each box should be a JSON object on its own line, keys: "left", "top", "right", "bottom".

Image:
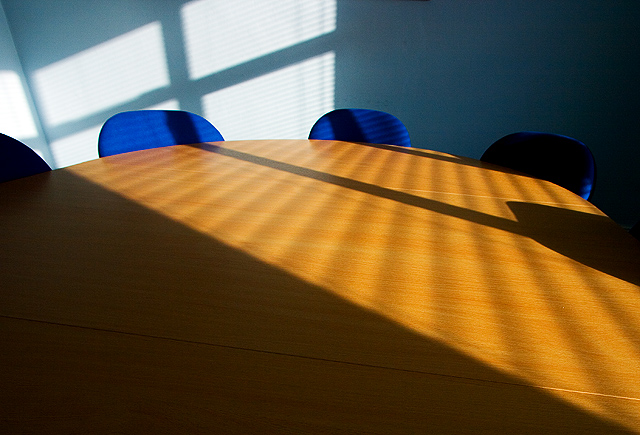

{"left": 0, "top": 1, "right": 51, "bottom": 163}
{"left": 2, "top": 0, "right": 639, "bottom": 227}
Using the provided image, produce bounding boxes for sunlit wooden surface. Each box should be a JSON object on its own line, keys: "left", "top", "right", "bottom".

{"left": 2, "top": 140, "right": 640, "bottom": 433}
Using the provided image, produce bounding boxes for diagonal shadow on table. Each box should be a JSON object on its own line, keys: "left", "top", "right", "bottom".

{"left": 507, "top": 202, "right": 640, "bottom": 287}
{"left": 312, "top": 139, "right": 483, "bottom": 166}
{"left": 0, "top": 170, "right": 637, "bottom": 433}
{"left": 199, "top": 143, "right": 640, "bottom": 287}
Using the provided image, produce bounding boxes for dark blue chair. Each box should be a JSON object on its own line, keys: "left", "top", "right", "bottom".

{"left": 0, "top": 133, "right": 51, "bottom": 183}
{"left": 481, "top": 132, "right": 596, "bottom": 200}
{"left": 98, "top": 110, "right": 224, "bottom": 157}
{"left": 309, "top": 108, "right": 411, "bottom": 147}
{"left": 630, "top": 221, "right": 640, "bottom": 241}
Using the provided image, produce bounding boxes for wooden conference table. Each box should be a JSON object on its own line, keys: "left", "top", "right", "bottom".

{"left": 1, "top": 139, "right": 640, "bottom": 433}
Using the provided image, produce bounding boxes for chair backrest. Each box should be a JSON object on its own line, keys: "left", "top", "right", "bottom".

{"left": 630, "top": 221, "right": 640, "bottom": 241}
{"left": 309, "top": 108, "right": 411, "bottom": 147}
{"left": 98, "top": 110, "right": 224, "bottom": 157}
{"left": 0, "top": 133, "right": 51, "bottom": 183}
{"left": 481, "top": 131, "right": 596, "bottom": 200}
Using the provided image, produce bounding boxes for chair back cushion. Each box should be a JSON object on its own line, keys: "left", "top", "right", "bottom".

{"left": 0, "top": 133, "right": 51, "bottom": 183}
{"left": 309, "top": 108, "right": 411, "bottom": 147}
{"left": 630, "top": 221, "right": 640, "bottom": 241}
{"left": 481, "top": 132, "right": 596, "bottom": 200}
{"left": 98, "top": 110, "right": 223, "bottom": 157}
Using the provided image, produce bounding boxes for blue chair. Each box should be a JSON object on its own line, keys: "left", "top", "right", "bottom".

{"left": 630, "top": 221, "right": 640, "bottom": 241}
{"left": 309, "top": 108, "right": 411, "bottom": 147}
{"left": 481, "top": 132, "right": 596, "bottom": 200}
{"left": 98, "top": 110, "right": 224, "bottom": 157}
{"left": 0, "top": 133, "right": 51, "bottom": 183}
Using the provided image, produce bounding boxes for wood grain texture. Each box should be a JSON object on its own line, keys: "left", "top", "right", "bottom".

{"left": 2, "top": 317, "right": 635, "bottom": 434}
{"left": 2, "top": 140, "right": 640, "bottom": 433}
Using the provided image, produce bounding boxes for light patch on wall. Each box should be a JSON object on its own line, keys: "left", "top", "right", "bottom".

{"left": 202, "top": 51, "right": 334, "bottom": 140}
{"left": 50, "top": 125, "right": 102, "bottom": 168}
{"left": 0, "top": 70, "right": 38, "bottom": 139}
{"left": 181, "top": 0, "right": 336, "bottom": 80}
{"left": 50, "top": 99, "right": 180, "bottom": 168}
{"left": 144, "top": 99, "right": 181, "bottom": 111}
{"left": 32, "top": 22, "right": 170, "bottom": 128}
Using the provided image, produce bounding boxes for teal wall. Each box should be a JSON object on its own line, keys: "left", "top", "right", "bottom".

{"left": 2, "top": 0, "right": 639, "bottom": 227}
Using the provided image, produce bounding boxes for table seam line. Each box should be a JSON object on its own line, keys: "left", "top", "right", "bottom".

{"left": 3, "top": 314, "right": 638, "bottom": 403}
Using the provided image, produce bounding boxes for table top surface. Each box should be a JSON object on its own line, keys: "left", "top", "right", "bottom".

{"left": 2, "top": 139, "right": 640, "bottom": 433}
